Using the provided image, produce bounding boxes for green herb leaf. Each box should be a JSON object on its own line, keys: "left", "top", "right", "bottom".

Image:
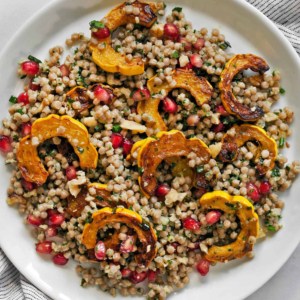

{"left": 171, "top": 50, "right": 179, "bottom": 59}
{"left": 89, "top": 20, "right": 105, "bottom": 29}
{"left": 271, "top": 167, "right": 280, "bottom": 177}
{"left": 9, "top": 96, "right": 17, "bottom": 104}
{"left": 114, "top": 45, "right": 122, "bottom": 52}
{"left": 77, "top": 147, "right": 84, "bottom": 153}
{"left": 218, "top": 41, "right": 231, "bottom": 50}
{"left": 279, "top": 87, "right": 285, "bottom": 95}
{"left": 112, "top": 124, "right": 122, "bottom": 133}
{"left": 28, "top": 55, "right": 42, "bottom": 64}
{"left": 16, "top": 109, "right": 24, "bottom": 115}
{"left": 85, "top": 212, "right": 93, "bottom": 224}
{"left": 279, "top": 137, "right": 285, "bottom": 148}
{"left": 138, "top": 167, "right": 144, "bottom": 175}
{"left": 196, "top": 166, "right": 204, "bottom": 173}
{"left": 225, "top": 202, "right": 237, "bottom": 210}
{"left": 266, "top": 225, "right": 276, "bottom": 232}
{"left": 13, "top": 135, "right": 19, "bottom": 142}
{"left": 172, "top": 7, "right": 182, "bottom": 12}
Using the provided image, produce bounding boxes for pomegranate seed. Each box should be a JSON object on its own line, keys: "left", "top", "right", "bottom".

{"left": 171, "top": 242, "right": 179, "bottom": 251}
{"left": 111, "top": 133, "right": 124, "bottom": 149}
{"left": 155, "top": 184, "right": 170, "bottom": 197}
{"left": 36, "top": 241, "right": 52, "bottom": 254}
{"left": 123, "top": 139, "right": 134, "bottom": 156}
{"left": 187, "top": 114, "right": 200, "bottom": 127}
{"left": 196, "top": 259, "right": 210, "bottom": 276}
{"left": 162, "top": 97, "right": 178, "bottom": 114}
{"left": 21, "top": 123, "right": 32, "bottom": 137}
{"left": 59, "top": 64, "right": 70, "bottom": 77}
{"left": 259, "top": 181, "right": 271, "bottom": 195}
{"left": 66, "top": 166, "right": 77, "bottom": 181}
{"left": 130, "top": 271, "right": 147, "bottom": 284}
{"left": 193, "top": 38, "right": 205, "bottom": 50}
{"left": 188, "top": 242, "right": 200, "bottom": 250}
{"left": 121, "top": 268, "right": 132, "bottom": 278}
{"left": 247, "top": 182, "right": 261, "bottom": 202}
{"left": 47, "top": 209, "right": 56, "bottom": 218}
{"left": 181, "top": 62, "right": 193, "bottom": 70}
{"left": 0, "top": 136, "right": 12, "bottom": 153}
{"left": 21, "top": 178, "right": 34, "bottom": 191}
{"left": 21, "top": 61, "right": 39, "bottom": 76}
{"left": 52, "top": 253, "right": 68, "bottom": 266}
{"left": 190, "top": 54, "right": 203, "bottom": 68}
{"left": 94, "top": 241, "right": 106, "bottom": 260}
{"left": 17, "top": 92, "right": 29, "bottom": 105}
{"left": 164, "top": 23, "right": 180, "bottom": 41}
{"left": 147, "top": 270, "right": 157, "bottom": 282}
{"left": 27, "top": 215, "right": 43, "bottom": 226}
{"left": 212, "top": 123, "right": 225, "bottom": 133}
{"left": 206, "top": 210, "right": 222, "bottom": 225}
{"left": 93, "top": 85, "right": 112, "bottom": 104}
{"left": 132, "top": 88, "right": 151, "bottom": 102}
{"left": 29, "top": 79, "right": 40, "bottom": 91}
{"left": 48, "top": 213, "right": 65, "bottom": 226}
{"left": 179, "top": 36, "right": 192, "bottom": 51}
{"left": 183, "top": 217, "right": 201, "bottom": 231}
{"left": 46, "top": 226, "right": 57, "bottom": 238}
{"left": 215, "top": 104, "right": 229, "bottom": 116}
{"left": 120, "top": 235, "right": 135, "bottom": 253}
{"left": 92, "top": 27, "right": 110, "bottom": 39}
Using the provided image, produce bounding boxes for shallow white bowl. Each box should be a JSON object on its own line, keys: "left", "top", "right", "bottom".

{"left": 0, "top": 0, "right": 299, "bottom": 299}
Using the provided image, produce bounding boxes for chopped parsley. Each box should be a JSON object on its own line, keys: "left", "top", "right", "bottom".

{"left": 84, "top": 212, "right": 93, "bottom": 224}
{"left": 196, "top": 166, "right": 204, "bottom": 173}
{"left": 89, "top": 20, "right": 105, "bottom": 29}
{"left": 225, "top": 202, "right": 237, "bottom": 210}
{"left": 13, "top": 135, "right": 19, "bottom": 142}
{"left": 172, "top": 7, "right": 182, "bottom": 12}
{"left": 171, "top": 50, "right": 180, "bottom": 59}
{"left": 9, "top": 96, "right": 17, "bottom": 104}
{"left": 112, "top": 124, "right": 122, "bottom": 133}
{"left": 279, "top": 137, "right": 285, "bottom": 148}
{"left": 218, "top": 41, "right": 231, "bottom": 50}
{"left": 16, "top": 109, "right": 24, "bottom": 115}
{"left": 266, "top": 225, "right": 276, "bottom": 232}
{"left": 138, "top": 167, "right": 144, "bottom": 175}
{"left": 28, "top": 55, "right": 42, "bottom": 64}
{"left": 114, "top": 45, "right": 122, "bottom": 52}
{"left": 77, "top": 147, "right": 84, "bottom": 153}
{"left": 279, "top": 87, "right": 286, "bottom": 95}
{"left": 271, "top": 167, "right": 280, "bottom": 177}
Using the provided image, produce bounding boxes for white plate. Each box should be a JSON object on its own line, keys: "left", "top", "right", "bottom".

{"left": 0, "top": 0, "right": 299, "bottom": 299}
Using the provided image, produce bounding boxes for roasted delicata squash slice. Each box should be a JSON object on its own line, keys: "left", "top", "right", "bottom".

{"left": 219, "top": 124, "right": 277, "bottom": 175}
{"left": 81, "top": 207, "right": 157, "bottom": 266}
{"left": 200, "top": 191, "right": 259, "bottom": 262}
{"left": 90, "top": 1, "right": 163, "bottom": 75}
{"left": 17, "top": 114, "right": 98, "bottom": 185}
{"left": 219, "top": 54, "right": 269, "bottom": 121}
{"left": 65, "top": 86, "right": 91, "bottom": 113}
{"left": 137, "top": 69, "right": 213, "bottom": 134}
{"left": 132, "top": 130, "right": 211, "bottom": 196}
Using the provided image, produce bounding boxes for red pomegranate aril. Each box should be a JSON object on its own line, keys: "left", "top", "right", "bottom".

{"left": 215, "top": 104, "right": 229, "bottom": 116}
{"left": 120, "top": 235, "right": 135, "bottom": 253}
{"left": 132, "top": 88, "right": 151, "bottom": 102}
{"left": 27, "top": 214, "right": 43, "bottom": 226}
{"left": 0, "top": 135, "right": 12, "bottom": 153}
{"left": 21, "top": 61, "right": 39, "bottom": 76}
{"left": 59, "top": 64, "right": 70, "bottom": 77}
{"left": 183, "top": 217, "right": 201, "bottom": 231}
{"left": 94, "top": 241, "right": 106, "bottom": 260}
{"left": 259, "top": 181, "right": 271, "bottom": 195}
{"left": 164, "top": 23, "right": 180, "bottom": 41}
{"left": 212, "top": 122, "right": 225, "bottom": 133}
{"left": 21, "top": 178, "right": 34, "bottom": 191}
{"left": 111, "top": 133, "right": 124, "bottom": 149}
{"left": 155, "top": 183, "right": 170, "bottom": 197}
{"left": 179, "top": 36, "right": 192, "bottom": 51}
{"left": 29, "top": 79, "right": 40, "bottom": 91}
{"left": 121, "top": 268, "right": 132, "bottom": 278}
{"left": 92, "top": 27, "right": 110, "bottom": 39}
{"left": 162, "top": 97, "right": 178, "bottom": 114}
{"left": 36, "top": 241, "right": 52, "bottom": 254}
{"left": 47, "top": 209, "right": 56, "bottom": 218}
{"left": 46, "top": 226, "right": 57, "bottom": 238}
{"left": 196, "top": 259, "right": 210, "bottom": 276}
{"left": 206, "top": 210, "right": 222, "bottom": 225}
{"left": 66, "top": 166, "right": 77, "bottom": 181}
{"left": 181, "top": 62, "right": 193, "bottom": 70}
{"left": 147, "top": 270, "right": 157, "bottom": 283}
{"left": 21, "top": 123, "right": 32, "bottom": 137}
{"left": 48, "top": 213, "right": 65, "bottom": 226}
{"left": 247, "top": 182, "right": 261, "bottom": 202}
{"left": 17, "top": 92, "right": 29, "bottom": 105}
{"left": 52, "top": 253, "right": 68, "bottom": 266}
{"left": 193, "top": 38, "right": 205, "bottom": 50}
{"left": 123, "top": 139, "right": 134, "bottom": 156}
{"left": 171, "top": 242, "right": 179, "bottom": 251}
{"left": 187, "top": 114, "right": 200, "bottom": 127}
{"left": 190, "top": 54, "right": 203, "bottom": 68}
{"left": 130, "top": 271, "right": 148, "bottom": 284}
{"left": 94, "top": 86, "right": 111, "bottom": 104}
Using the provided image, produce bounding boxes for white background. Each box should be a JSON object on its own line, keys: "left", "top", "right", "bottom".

{"left": 0, "top": 0, "right": 299, "bottom": 299}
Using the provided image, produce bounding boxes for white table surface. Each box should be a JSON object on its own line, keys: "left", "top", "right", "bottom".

{"left": 0, "top": 0, "right": 299, "bottom": 299}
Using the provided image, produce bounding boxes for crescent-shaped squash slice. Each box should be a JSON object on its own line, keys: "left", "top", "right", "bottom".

{"left": 133, "top": 130, "right": 211, "bottom": 197}
{"left": 65, "top": 86, "right": 90, "bottom": 113}
{"left": 219, "top": 54, "right": 269, "bottom": 121}
{"left": 137, "top": 69, "right": 213, "bottom": 134}
{"left": 90, "top": 1, "right": 163, "bottom": 75}
{"left": 17, "top": 114, "right": 98, "bottom": 185}
{"left": 219, "top": 124, "right": 277, "bottom": 175}
{"left": 81, "top": 207, "right": 157, "bottom": 266}
{"left": 200, "top": 191, "right": 259, "bottom": 262}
